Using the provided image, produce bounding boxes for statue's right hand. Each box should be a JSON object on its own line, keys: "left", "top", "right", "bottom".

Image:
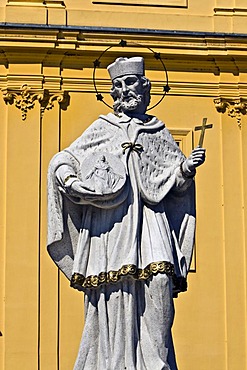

{"left": 67, "top": 179, "right": 95, "bottom": 197}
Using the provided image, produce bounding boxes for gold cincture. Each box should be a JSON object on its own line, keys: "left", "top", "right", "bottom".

{"left": 71, "top": 261, "right": 174, "bottom": 289}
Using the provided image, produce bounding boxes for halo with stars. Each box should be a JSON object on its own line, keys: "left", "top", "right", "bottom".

{"left": 93, "top": 39, "right": 170, "bottom": 111}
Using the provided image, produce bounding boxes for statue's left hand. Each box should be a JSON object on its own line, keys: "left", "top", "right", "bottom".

{"left": 187, "top": 146, "right": 206, "bottom": 169}
{"left": 182, "top": 146, "right": 206, "bottom": 176}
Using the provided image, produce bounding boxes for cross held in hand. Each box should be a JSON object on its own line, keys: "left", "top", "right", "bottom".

{"left": 195, "top": 117, "right": 213, "bottom": 147}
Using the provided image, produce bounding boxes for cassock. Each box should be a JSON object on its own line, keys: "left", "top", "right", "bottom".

{"left": 47, "top": 112, "right": 196, "bottom": 370}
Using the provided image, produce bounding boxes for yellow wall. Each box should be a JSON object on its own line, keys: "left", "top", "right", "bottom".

{"left": 0, "top": 1, "right": 247, "bottom": 369}
{"left": 1, "top": 0, "right": 247, "bottom": 34}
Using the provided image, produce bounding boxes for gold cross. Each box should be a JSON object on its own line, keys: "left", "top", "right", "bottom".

{"left": 195, "top": 117, "right": 213, "bottom": 147}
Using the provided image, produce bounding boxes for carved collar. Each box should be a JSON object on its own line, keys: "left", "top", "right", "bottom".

{"left": 100, "top": 112, "right": 159, "bottom": 127}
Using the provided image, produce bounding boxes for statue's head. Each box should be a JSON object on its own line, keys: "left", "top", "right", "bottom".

{"left": 107, "top": 57, "right": 151, "bottom": 115}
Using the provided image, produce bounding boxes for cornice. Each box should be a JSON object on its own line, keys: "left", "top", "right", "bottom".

{"left": 0, "top": 30, "right": 247, "bottom": 73}
{"left": 1, "top": 23, "right": 247, "bottom": 37}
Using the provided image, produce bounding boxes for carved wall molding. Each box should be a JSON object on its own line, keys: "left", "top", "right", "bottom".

{"left": 92, "top": 0, "right": 188, "bottom": 7}
{"left": 1, "top": 31, "right": 247, "bottom": 74}
{"left": 2, "top": 72, "right": 247, "bottom": 100}
{"left": 7, "top": 0, "right": 65, "bottom": 7}
{"left": 214, "top": 8, "right": 247, "bottom": 16}
{"left": 214, "top": 98, "right": 247, "bottom": 128}
{"left": 2, "top": 84, "right": 70, "bottom": 120}
{"left": 3, "top": 82, "right": 247, "bottom": 129}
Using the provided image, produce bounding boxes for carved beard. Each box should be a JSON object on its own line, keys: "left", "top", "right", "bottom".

{"left": 113, "top": 93, "right": 143, "bottom": 114}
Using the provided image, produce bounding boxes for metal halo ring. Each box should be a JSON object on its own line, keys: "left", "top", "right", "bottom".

{"left": 93, "top": 39, "right": 170, "bottom": 111}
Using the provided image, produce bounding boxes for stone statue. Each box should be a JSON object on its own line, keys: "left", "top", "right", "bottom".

{"left": 47, "top": 56, "right": 205, "bottom": 370}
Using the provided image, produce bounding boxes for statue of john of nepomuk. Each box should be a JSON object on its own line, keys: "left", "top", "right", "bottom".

{"left": 47, "top": 56, "right": 205, "bottom": 370}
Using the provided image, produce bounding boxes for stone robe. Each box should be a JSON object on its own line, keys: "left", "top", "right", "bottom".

{"left": 47, "top": 112, "right": 196, "bottom": 370}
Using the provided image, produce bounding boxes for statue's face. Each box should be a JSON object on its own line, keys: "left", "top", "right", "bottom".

{"left": 111, "top": 74, "right": 147, "bottom": 114}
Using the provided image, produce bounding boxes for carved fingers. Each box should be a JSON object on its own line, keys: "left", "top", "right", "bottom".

{"left": 181, "top": 146, "right": 206, "bottom": 177}
{"left": 189, "top": 146, "right": 206, "bottom": 168}
{"left": 68, "top": 180, "right": 95, "bottom": 196}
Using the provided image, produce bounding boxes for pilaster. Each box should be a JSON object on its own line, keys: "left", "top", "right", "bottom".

{"left": 220, "top": 111, "right": 247, "bottom": 370}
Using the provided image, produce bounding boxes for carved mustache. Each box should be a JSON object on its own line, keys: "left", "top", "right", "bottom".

{"left": 113, "top": 92, "right": 143, "bottom": 113}
{"left": 120, "top": 91, "right": 140, "bottom": 101}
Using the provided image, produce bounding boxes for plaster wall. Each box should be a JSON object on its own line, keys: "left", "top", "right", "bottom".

{"left": 0, "top": 61, "right": 247, "bottom": 370}
{"left": 0, "top": 0, "right": 247, "bottom": 369}
{"left": 0, "top": 0, "right": 246, "bottom": 33}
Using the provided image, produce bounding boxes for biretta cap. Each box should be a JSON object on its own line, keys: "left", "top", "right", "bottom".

{"left": 107, "top": 57, "right": 144, "bottom": 81}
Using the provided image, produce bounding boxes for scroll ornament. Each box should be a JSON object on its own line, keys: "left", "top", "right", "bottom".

{"left": 2, "top": 84, "right": 70, "bottom": 120}
{"left": 214, "top": 98, "right": 247, "bottom": 128}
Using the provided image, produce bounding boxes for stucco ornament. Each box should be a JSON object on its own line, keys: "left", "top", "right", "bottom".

{"left": 47, "top": 56, "right": 205, "bottom": 370}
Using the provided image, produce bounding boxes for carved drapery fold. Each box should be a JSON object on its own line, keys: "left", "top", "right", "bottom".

{"left": 2, "top": 84, "right": 70, "bottom": 120}
{"left": 214, "top": 98, "right": 247, "bottom": 128}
